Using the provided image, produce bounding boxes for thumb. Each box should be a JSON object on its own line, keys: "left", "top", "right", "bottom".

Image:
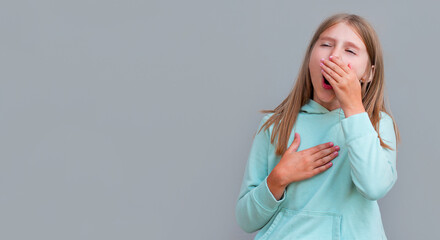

{"left": 288, "top": 132, "right": 301, "bottom": 152}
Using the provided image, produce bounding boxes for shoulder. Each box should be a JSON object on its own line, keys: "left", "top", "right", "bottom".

{"left": 257, "top": 113, "right": 275, "bottom": 134}
{"left": 257, "top": 113, "right": 274, "bottom": 125}
{"left": 379, "top": 111, "right": 395, "bottom": 126}
{"left": 378, "top": 111, "right": 397, "bottom": 141}
{"left": 263, "top": 113, "right": 275, "bottom": 122}
{"left": 379, "top": 111, "right": 391, "bottom": 120}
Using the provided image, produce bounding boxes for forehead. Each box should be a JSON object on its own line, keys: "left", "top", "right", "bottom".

{"left": 318, "top": 23, "right": 366, "bottom": 50}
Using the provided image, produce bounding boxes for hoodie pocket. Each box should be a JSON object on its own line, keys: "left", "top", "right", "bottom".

{"left": 259, "top": 207, "right": 342, "bottom": 240}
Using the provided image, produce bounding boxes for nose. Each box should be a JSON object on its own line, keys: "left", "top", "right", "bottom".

{"left": 329, "top": 48, "right": 343, "bottom": 62}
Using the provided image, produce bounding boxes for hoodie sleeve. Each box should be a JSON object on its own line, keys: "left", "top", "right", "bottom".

{"left": 235, "top": 114, "right": 287, "bottom": 233}
{"left": 341, "top": 111, "right": 398, "bottom": 201}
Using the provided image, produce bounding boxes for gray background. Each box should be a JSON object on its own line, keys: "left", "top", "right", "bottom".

{"left": 0, "top": 0, "right": 437, "bottom": 239}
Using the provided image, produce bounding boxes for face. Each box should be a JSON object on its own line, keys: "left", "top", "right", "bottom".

{"left": 308, "top": 22, "right": 373, "bottom": 110}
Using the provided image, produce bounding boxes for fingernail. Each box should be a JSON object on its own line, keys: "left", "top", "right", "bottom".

{"left": 320, "top": 58, "right": 324, "bottom": 62}
{"left": 330, "top": 55, "right": 333, "bottom": 59}
{"left": 320, "top": 63, "right": 323, "bottom": 66}
{"left": 329, "top": 142, "right": 334, "bottom": 147}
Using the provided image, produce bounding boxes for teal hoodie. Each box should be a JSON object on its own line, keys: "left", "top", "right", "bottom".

{"left": 235, "top": 98, "right": 398, "bottom": 240}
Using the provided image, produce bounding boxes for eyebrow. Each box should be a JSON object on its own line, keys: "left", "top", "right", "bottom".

{"left": 319, "top": 36, "right": 362, "bottom": 50}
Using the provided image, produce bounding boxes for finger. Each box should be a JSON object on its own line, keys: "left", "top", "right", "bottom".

{"left": 313, "top": 149, "right": 339, "bottom": 168}
{"left": 311, "top": 161, "right": 333, "bottom": 175}
{"left": 311, "top": 145, "right": 340, "bottom": 161}
{"left": 321, "top": 68, "right": 338, "bottom": 85}
{"left": 329, "top": 55, "right": 351, "bottom": 74}
{"left": 287, "top": 132, "right": 301, "bottom": 153}
{"left": 305, "top": 141, "right": 334, "bottom": 155}
{"left": 320, "top": 58, "right": 344, "bottom": 78}
{"left": 314, "top": 152, "right": 338, "bottom": 169}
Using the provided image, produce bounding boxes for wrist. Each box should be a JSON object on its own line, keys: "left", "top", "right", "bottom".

{"left": 268, "top": 168, "right": 288, "bottom": 189}
{"left": 343, "top": 104, "right": 366, "bottom": 118}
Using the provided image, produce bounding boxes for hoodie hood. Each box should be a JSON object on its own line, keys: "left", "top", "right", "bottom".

{"left": 300, "top": 98, "right": 345, "bottom": 115}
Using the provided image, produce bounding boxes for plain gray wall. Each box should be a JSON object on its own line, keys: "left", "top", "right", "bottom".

{"left": 0, "top": 0, "right": 438, "bottom": 239}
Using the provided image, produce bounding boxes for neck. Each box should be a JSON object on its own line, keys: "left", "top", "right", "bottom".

{"left": 312, "top": 96, "right": 341, "bottom": 111}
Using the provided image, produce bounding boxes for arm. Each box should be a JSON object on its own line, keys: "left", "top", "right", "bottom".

{"left": 235, "top": 114, "right": 287, "bottom": 233}
{"left": 341, "top": 111, "right": 398, "bottom": 201}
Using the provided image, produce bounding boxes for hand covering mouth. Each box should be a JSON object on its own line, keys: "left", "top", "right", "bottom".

{"left": 322, "top": 75, "right": 330, "bottom": 85}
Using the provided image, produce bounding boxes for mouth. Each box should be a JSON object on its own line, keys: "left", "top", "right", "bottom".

{"left": 322, "top": 75, "right": 333, "bottom": 89}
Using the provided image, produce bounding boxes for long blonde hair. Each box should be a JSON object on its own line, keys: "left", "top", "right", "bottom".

{"left": 257, "top": 13, "right": 401, "bottom": 158}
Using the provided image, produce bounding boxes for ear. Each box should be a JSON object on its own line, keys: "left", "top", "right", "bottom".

{"left": 366, "top": 65, "right": 375, "bottom": 83}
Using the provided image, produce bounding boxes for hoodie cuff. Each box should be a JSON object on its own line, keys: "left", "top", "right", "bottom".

{"left": 252, "top": 176, "right": 286, "bottom": 211}
{"left": 341, "top": 112, "right": 377, "bottom": 142}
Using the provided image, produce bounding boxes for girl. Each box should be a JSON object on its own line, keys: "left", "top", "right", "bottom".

{"left": 235, "top": 13, "right": 400, "bottom": 239}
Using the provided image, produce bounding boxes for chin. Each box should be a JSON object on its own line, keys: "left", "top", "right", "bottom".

{"left": 312, "top": 74, "right": 336, "bottom": 102}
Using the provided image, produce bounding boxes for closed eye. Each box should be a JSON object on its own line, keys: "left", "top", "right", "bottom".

{"left": 347, "top": 50, "right": 356, "bottom": 55}
{"left": 320, "top": 44, "right": 357, "bottom": 55}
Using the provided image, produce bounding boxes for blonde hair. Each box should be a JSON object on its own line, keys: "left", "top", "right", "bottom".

{"left": 257, "top": 13, "right": 401, "bottom": 158}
